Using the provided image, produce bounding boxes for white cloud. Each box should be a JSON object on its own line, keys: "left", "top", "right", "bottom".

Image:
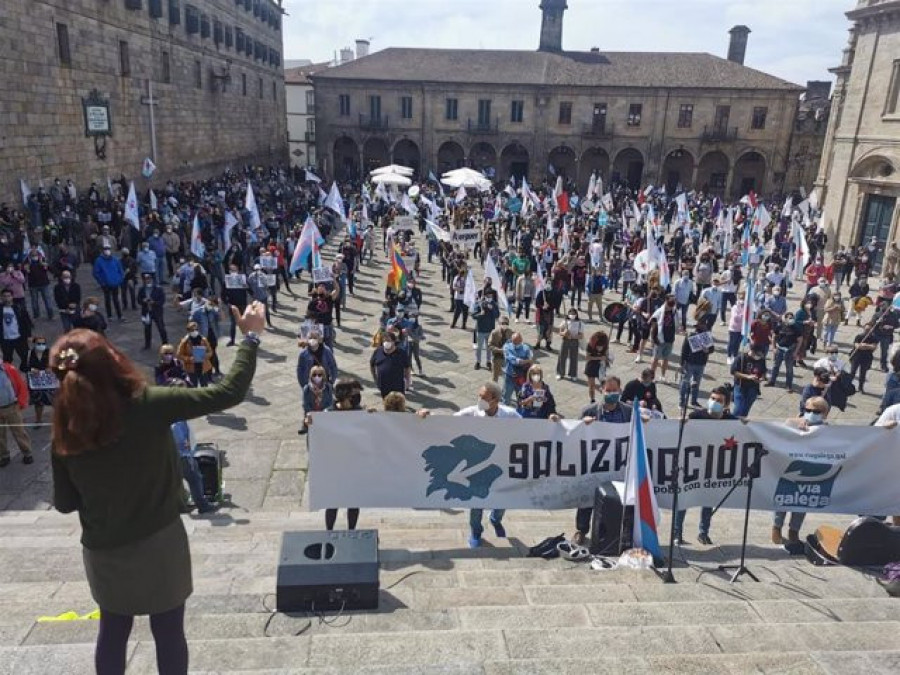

{"left": 282, "top": 0, "right": 853, "bottom": 84}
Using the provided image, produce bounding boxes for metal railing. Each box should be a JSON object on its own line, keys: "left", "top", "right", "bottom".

{"left": 467, "top": 117, "right": 499, "bottom": 134}
{"left": 582, "top": 122, "right": 614, "bottom": 138}
{"left": 701, "top": 125, "right": 738, "bottom": 142}
{"left": 359, "top": 114, "right": 389, "bottom": 129}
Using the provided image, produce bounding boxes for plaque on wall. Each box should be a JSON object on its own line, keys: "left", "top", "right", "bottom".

{"left": 82, "top": 90, "right": 112, "bottom": 137}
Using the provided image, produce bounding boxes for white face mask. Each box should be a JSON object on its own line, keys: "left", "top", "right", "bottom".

{"left": 308, "top": 339, "right": 319, "bottom": 349}
{"left": 87, "top": 304, "right": 98, "bottom": 312}
{"left": 382, "top": 340, "right": 394, "bottom": 351}
{"left": 531, "top": 374, "right": 542, "bottom": 383}
{"left": 476, "top": 398, "right": 491, "bottom": 412}
{"left": 311, "top": 375, "right": 323, "bottom": 385}
{"left": 189, "top": 331, "right": 199, "bottom": 338}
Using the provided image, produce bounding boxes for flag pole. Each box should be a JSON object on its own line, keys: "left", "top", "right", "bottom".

{"left": 661, "top": 390, "right": 691, "bottom": 584}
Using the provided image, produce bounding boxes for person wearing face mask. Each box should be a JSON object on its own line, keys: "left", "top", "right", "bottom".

{"left": 649, "top": 295, "right": 678, "bottom": 382}
{"left": 488, "top": 317, "right": 513, "bottom": 384}
{"left": 622, "top": 368, "right": 663, "bottom": 413}
{"left": 809, "top": 277, "right": 832, "bottom": 340}
{"left": 162, "top": 224, "right": 183, "bottom": 278}
{"left": 764, "top": 285, "right": 787, "bottom": 319}
{"left": 451, "top": 382, "right": 521, "bottom": 547}
{"left": 137, "top": 274, "right": 169, "bottom": 350}
{"left": 306, "top": 283, "right": 340, "bottom": 350}
{"left": 398, "top": 309, "right": 425, "bottom": 377}
{"left": 772, "top": 397, "right": 831, "bottom": 546}
{"left": 296, "top": 330, "right": 338, "bottom": 389}
{"left": 731, "top": 344, "right": 767, "bottom": 417}
{"left": 176, "top": 321, "right": 214, "bottom": 387}
{"left": 556, "top": 308, "right": 584, "bottom": 380}
{"left": 749, "top": 311, "right": 774, "bottom": 359}
{"left": 247, "top": 264, "right": 272, "bottom": 328}
{"left": 672, "top": 386, "right": 736, "bottom": 545}
{"left": 26, "top": 336, "right": 54, "bottom": 429}
{"left": 54, "top": 271, "right": 82, "bottom": 333}
{"left": 849, "top": 321, "right": 879, "bottom": 394}
{"left": 679, "top": 322, "right": 714, "bottom": 409}
{"left": 766, "top": 311, "right": 801, "bottom": 392}
{"left": 154, "top": 344, "right": 187, "bottom": 385}
{"left": 501, "top": 332, "right": 534, "bottom": 405}
{"left": 74, "top": 297, "right": 108, "bottom": 335}
{"left": 672, "top": 271, "right": 694, "bottom": 332}
{"left": 24, "top": 250, "right": 54, "bottom": 321}
{"left": 92, "top": 246, "right": 125, "bottom": 321}
{"left": 0, "top": 287, "right": 33, "bottom": 371}
{"left": 517, "top": 365, "right": 557, "bottom": 419}
{"left": 369, "top": 329, "right": 411, "bottom": 399}
{"left": 812, "top": 345, "right": 848, "bottom": 377}
{"left": 0, "top": 264, "right": 27, "bottom": 311}
{"left": 573, "top": 376, "right": 632, "bottom": 544}
{"left": 472, "top": 293, "right": 500, "bottom": 371}
{"left": 137, "top": 241, "right": 158, "bottom": 282}
{"left": 299, "top": 365, "right": 334, "bottom": 435}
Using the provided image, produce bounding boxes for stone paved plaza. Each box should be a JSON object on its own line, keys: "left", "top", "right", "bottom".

{"left": 0, "top": 227, "right": 898, "bottom": 674}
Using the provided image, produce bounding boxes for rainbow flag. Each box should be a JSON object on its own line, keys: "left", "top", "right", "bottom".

{"left": 389, "top": 244, "right": 409, "bottom": 291}
{"left": 289, "top": 216, "right": 324, "bottom": 274}
{"left": 625, "top": 400, "right": 663, "bottom": 562}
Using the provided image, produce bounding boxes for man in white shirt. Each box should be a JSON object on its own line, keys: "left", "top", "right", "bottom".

{"left": 813, "top": 345, "right": 848, "bottom": 375}
{"left": 875, "top": 403, "right": 900, "bottom": 429}
{"left": 454, "top": 382, "right": 520, "bottom": 548}
{"left": 699, "top": 277, "right": 722, "bottom": 330}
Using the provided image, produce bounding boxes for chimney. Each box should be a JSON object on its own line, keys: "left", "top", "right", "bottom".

{"left": 727, "top": 25, "right": 751, "bottom": 65}
{"left": 340, "top": 47, "right": 354, "bottom": 65}
{"left": 590, "top": 47, "right": 599, "bottom": 53}
{"left": 538, "top": 0, "right": 568, "bottom": 53}
{"left": 355, "top": 39, "right": 370, "bottom": 59}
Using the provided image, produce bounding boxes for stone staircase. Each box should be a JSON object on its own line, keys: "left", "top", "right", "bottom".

{"left": 1, "top": 507, "right": 899, "bottom": 674}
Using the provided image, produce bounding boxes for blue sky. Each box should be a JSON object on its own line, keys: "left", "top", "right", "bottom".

{"left": 281, "top": 0, "right": 854, "bottom": 86}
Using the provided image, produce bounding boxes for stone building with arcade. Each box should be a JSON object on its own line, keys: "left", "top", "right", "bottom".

{"left": 312, "top": 1, "right": 808, "bottom": 198}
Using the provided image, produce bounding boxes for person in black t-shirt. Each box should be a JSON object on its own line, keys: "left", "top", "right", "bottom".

{"left": 849, "top": 322, "right": 878, "bottom": 394}
{"left": 730, "top": 345, "right": 766, "bottom": 417}
{"left": 622, "top": 368, "right": 663, "bottom": 414}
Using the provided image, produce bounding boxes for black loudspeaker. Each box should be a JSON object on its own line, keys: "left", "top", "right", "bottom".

{"left": 589, "top": 481, "right": 633, "bottom": 555}
{"left": 276, "top": 530, "right": 379, "bottom": 612}
{"left": 193, "top": 443, "right": 222, "bottom": 502}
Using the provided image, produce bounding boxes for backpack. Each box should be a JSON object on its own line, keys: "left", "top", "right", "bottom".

{"left": 527, "top": 533, "right": 566, "bottom": 560}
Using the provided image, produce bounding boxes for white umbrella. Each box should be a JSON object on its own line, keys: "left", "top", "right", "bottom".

{"left": 371, "top": 172, "right": 412, "bottom": 187}
{"left": 441, "top": 168, "right": 492, "bottom": 191}
{"left": 371, "top": 164, "right": 414, "bottom": 177}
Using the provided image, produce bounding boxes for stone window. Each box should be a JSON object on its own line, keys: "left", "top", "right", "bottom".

{"left": 511, "top": 100, "right": 524, "bottom": 123}
{"left": 213, "top": 19, "right": 223, "bottom": 45}
{"left": 149, "top": 0, "right": 163, "bottom": 19}
{"left": 235, "top": 28, "right": 244, "bottom": 52}
{"left": 751, "top": 106, "right": 768, "bottom": 130}
{"left": 400, "top": 96, "right": 413, "bottom": 120}
{"left": 242, "top": 72, "right": 247, "bottom": 97}
{"left": 306, "top": 90, "right": 315, "bottom": 112}
{"left": 56, "top": 23, "right": 71, "bottom": 66}
{"left": 369, "top": 95, "right": 382, "bottom": 120}
{"left": 161, "top": 51, "right": 171, "bottom": 83}
{"left": 185, "top": 5, "right": 199, "bottom": 34}
{"left": 886, "top": 60, "right": 900, "bottom": 115}
{"left": 558, "top": 101, "right": 572, "bottom": 125}
{"left": 168, "top": 0, "right": 180, "bottom": 26}
{"left": 477, "top": 99, "right": 492, "bottom": 126}
{"left": 119, "top": 41, "right": 130, "bottom": 76}
{"left": 224, "top": 26, "right": 233, "bottom": 48}
{"left": 677, "top": 104, "right": 693, "bottom": 129}
{"left": 194, "top": 60, "right": 202, "bottom": 89}
{"left": 445, "top": 98, "right": 458, "bottom": 121}
{"left": 339, "top": 94, "right": 350, "bottom": 116}
{"left": 713, "top": 105, "right": 730, "bottom": 131}
{"left": 124, "top": 0, "right": 143, "bottom": 9}
{"left": 627, "top": 103, "right": 642, "bottom": 127}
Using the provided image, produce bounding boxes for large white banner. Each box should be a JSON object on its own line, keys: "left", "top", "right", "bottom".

{"left": 309, "top": 413, "right": 900, "bottom": 515}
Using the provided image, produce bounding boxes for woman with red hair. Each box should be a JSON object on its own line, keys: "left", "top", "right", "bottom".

{"left": 50, "top": 302, "right": 265, "bottom": 675}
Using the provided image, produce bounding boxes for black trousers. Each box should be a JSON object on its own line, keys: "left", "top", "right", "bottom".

{"left": 142, "top": 314, "right": 168, "bottom": 349}
{"left": 1, "top": 338, "right": 28, "bottom": 371}
{"left": 102, "top": 286, "right": 122, "bottom": 319}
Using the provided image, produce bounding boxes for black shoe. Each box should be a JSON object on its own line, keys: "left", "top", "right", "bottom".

{"left": 697, "top": 533, "right": 713, "bottom": 545}
{"left": 474, "top": 363, "right": 481, "bottom": 370}
{"left": 0, "top": 457, "right": 9, "bottom": 468}
{"left": 673, "top": 535, "right": 687, "bottom": 546}
{"left": 22, "top": 454, "right": 34, "bottom": 465}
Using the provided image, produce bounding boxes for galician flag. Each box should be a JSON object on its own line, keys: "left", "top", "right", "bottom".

{"left": 223, "top": 210, "right": 239, "bottom": 248}
{"left": 19, "top": 179, "right": 31, "bottom": 206}
{"left": 149, "top": 189, "right": 158, "bottom": 212}
{"left": 190, "top": 213, "right": 205, "bottom": 258}
{"left": 245, "top": 182, "right": 261, "bottom": 231}
{"left": 624, "top": 400, "right": 663, "bottom": 562}
{"left": 483, "top": 254, "right": 509, "bottom": 314}
{"left": 124, "top": 181, "right": 140, "bottom": 230}
{"left": 141, "top": 157, "right": 157, "bottom": 178}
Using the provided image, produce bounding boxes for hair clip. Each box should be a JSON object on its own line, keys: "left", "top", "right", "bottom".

{"left": 56, "top": 348, "right": 80, "bottom": 372}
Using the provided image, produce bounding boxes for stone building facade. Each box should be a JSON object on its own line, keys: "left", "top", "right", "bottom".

{"left": 312, "top": 3, "right": 804, "bottom": 198}
{"left": 285, "top": 64, "right": 326, "bottom": 169}
{"left": 0, "top": 0, "right": 287, "bottom": 206}
{"left": 816, "top": 0, "right": 900, "bottom": 255}
{"left": 784, "top": 81, "right": 832, "bottom": 194}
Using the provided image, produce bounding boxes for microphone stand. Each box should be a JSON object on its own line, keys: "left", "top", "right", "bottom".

{"left": 662, "top": 392, "right": 691, "bottom": 584}
{"left": 711, "top": 447, "right": 769, "bottom": 583}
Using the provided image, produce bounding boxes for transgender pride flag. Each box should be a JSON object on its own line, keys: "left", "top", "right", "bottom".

{"left": 624, "top": 400, "right": 663, "bottom": 562}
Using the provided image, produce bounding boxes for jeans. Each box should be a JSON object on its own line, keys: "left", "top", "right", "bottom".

{"left": 769, "top": 347, "right": 795, "bottom": 389}
{"left": 773, "top": 511, "right": 806, "bottom": 532}
{"left": 29, "top": 285, "right": 53, "bottom": 318}
{"left": 557, "top": 338, "right": 579, "bottom": 378}
{"left": 680, "top": 362, "right": 705, "bottom": 407}
{"left": 732, "top": 386, "right": 758, "bottom": 418}
{"left": 727, "top": 330, "right": 743, "bottom": 359}
{"left": 502, "top": 374, "right": 517, "bottom": 405}
{"left": 475, "top": 331, "right": 490, "bottom": 365}
{"left": 823, "top": 324, "right": 838, "bottom": 346}
{"left": 673, "top": 507, "right": 713, "bottom": 537}
{"left": 469, "top": 508, "right": 505, "bottom": 537}
{"left": 181, "top": 455, "right": 210, "bottom": 510}
{"left": 677, "top": 303, "right": 689, "bottom": 330}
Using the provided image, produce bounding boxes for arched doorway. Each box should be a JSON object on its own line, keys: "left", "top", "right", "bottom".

{"left": 696, "top": 151, "right": 730, "bottom": 195}
{"left": 612, "top": 148, "right": 644, "bottom": 190}
{"left": 500, "top": 143, "right": 530, "bottom": 181}
{"left": 470, "top": 142, "right": 497, "bottom": 177}
{"left": 363, "top": 137, "right": 390, "bottom": 173}
{"left": 333, "top": 136, "right": 360, "bottom": 182}
{"left": 661, "top": 149, "right": 695, "bottom": 193}
{"left": 579, "top": 147, "right": 610, "bottom": 194}
{"left": 548, "top": 146, "right": 576, "bottom": 181}
{"left": 392, "top": 139, "right": 421, "bottom": 174}
{"left": 732, "top": 151, "right": 767, "bottom": 198}
{"left": 437, "top": 140, "right": 465, "bottom": 173}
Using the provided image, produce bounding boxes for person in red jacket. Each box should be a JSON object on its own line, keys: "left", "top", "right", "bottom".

{"left": 0, "top": 360, "right": 32, "bottom": 467}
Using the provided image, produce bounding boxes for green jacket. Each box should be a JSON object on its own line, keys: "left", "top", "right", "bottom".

{"left": 52, "top": 342, "right": 258, "bottom": 550}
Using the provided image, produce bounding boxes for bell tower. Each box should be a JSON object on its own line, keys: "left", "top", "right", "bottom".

{"left": 538, "top": 0, "right": 568, "bottom": 52}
